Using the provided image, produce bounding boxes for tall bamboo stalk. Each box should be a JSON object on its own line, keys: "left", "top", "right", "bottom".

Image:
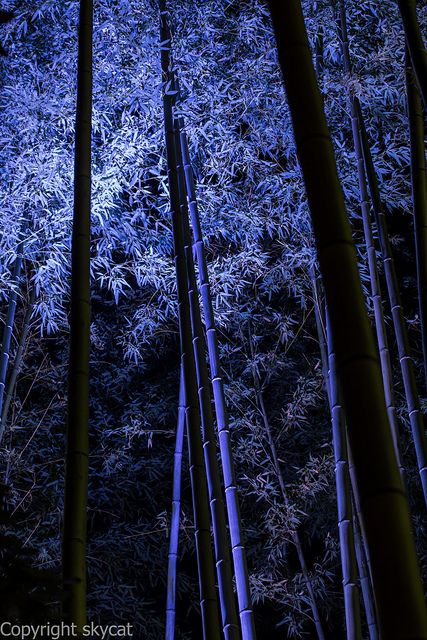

{"left": 247, "top": 324, "right": 325, "bottom": 640}
{"left": 175, "top": 120, "right": 241, "bottom": 639}
{"left": 406, "top": 48, "right": 427, "bottom": 392}
{"left": 267, "top": 1, "right": 427, "bottom": 636}
{"left": 353, "top": 514, "right": 378, "bottom": 640}
{"left": 0, "top": 286, "right": 35, "bottom": 433}
{"left": 180, "top": 125, "right": 256, "bottom": 640}
{"left": 397, "top": 0, "right": 427, "bottom": 109}
{"left": 160, "top": 5, "right": 220, "bottom": 637}
{"left": 325, "top": 307, "right": 362, "bottom": 640}
{"left": 356, "top": 102, "right": 427, "bottom": 504}
{"left": 337, "top": 0, "right": 403, "bottom": 473}
{"left": 62, "top": 0, "right": 92, "bottom": 629}
{"left": 313, "top": 277, "right": 378, "bottom": 639}
{"left": 0, "top": 222, "right": 27, "bottom": 442}
{"left": 165, "top": 368, "right": 185, "bottom": 640}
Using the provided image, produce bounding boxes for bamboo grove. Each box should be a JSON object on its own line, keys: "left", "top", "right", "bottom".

{"left": 0, "top": 0, "right": 427, "bottom": 637}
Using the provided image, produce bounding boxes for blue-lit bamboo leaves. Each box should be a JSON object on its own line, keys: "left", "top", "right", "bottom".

{"left": 62, "top": 0, "right": 92, "bottom": 629}
{"left": 247, "top": 322, "right": 325, "bottom": 640}
{"left": 267, "top": 1, "right": 427, "bottom": 635}
{"left": 159, "top": 4, "right": 220, "bottom": 637}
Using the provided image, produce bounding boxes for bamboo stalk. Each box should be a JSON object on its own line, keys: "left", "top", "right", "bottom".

{"left": 0, "top": 286, "right": 35, "bottom": 433}
{"left": 0, "top": 222, "right": 27, "bottom": 442}
{"left": 160, "top": 5, "right": 220, "bottom": 638}
{"left": 174, "top": 120, "right": 241, "bottom": 639}
{"left": 325, "top": 307, "right": 362, "bottom": 640}
{"left": 267, "top": 1, "right": 427, "bottom": 636}
{"left": 356, "top": 102, "right": 427, "bottom": 504}
{"left": 62, "top": 0, "right": 92, "bottom": 629}
{"left": 165, "top": 368, "right": 185, "bottom": 640}
{"left": 397, "top": 0, "right": 427, "bottom": 109}
{"left": 337, "top": 0, "right": 403, "bottom": 475}
{"left": 180, "top": 124, "right": 256, "bottom": 640}
{"left": 406, "top": 48, "right": 427, "bottom": 392}
{"left": 353, "top": 514, "right": 378, "bottom": 640}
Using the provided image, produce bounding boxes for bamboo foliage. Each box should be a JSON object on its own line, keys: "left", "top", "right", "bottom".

{"left": 267, "top": 1, "right": 427, "bottom": 636}
{"left": 62, "top": 0, "right": 93, "bottom": 629}
{"left": 406, "top": 48, "right": 427, "bottom": 392}
{"left": 165, "top": 368, "right": 185, "bottom": 640}
{"left": 160, "top": 4, "right": 220, "bottom": 638}
{"left": 247, "top": 323, "right": 325, "bottom": 640}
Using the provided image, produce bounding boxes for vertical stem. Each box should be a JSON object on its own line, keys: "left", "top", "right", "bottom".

{"left": 406, "top": 47, "right": 427, "bottom": 393}
{"left": 353, "top": 514, "right": 378, "bottom": 640}
{"left": 0, "top": 221, "right": 27, "bottom": 442}
{"left": 165, "top": 368, "right": 186, "bottom": 640}
{"left": 175, "top": 120, "right": 241, "bottom": 639}
{"left": 357, "top": 99, "right": 427, "bottom": 504}
{"left": 0, "top": 286, "right": 35, "bottom": 432}
{"left": 180, "top": 127, "right": 257, "bottom": 639}
{"left": 62, "top": 0, "right": 92, "bottom": 629}
{"left": 160, "top": 5, "right": 220, "bottom": 637}
{"left": 325, "top": 307, "right": 362, "bottom": 640}
{"left": 337, "top": 0, "right": 403, "bottom": 477}
{"left": 397, "top": 0, "right": 427, "bottom": 109}
{"left": 266, "top": 2, "right": 427, "bottom": 635}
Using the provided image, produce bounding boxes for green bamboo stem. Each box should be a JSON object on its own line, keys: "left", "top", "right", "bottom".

{"left": 406, "top": 48, "right": 427, "bottom": 392}
{"left": 267, "top": 1, "right": 427, "bottom": 636}
{"left": 160, "top": 4, "right": 220, "bottom": 637}
{"left": 62, "top": 0, "right": 92, "bottom": 629}
{"left": 353, "top": 514, "right": 378, "bottom": 640}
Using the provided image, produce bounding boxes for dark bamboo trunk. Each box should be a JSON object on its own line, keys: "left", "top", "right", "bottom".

{"left": 397, "top": 0, "right": 427, "bottom": 109}
{"left": 267, "top": 1, "right": 427, "bottom": 636}
{"left": 160, "top": 5, "right": 220, "bottom": 637}
{"left": 406, "top": 48, "right": 427, "bottom": 392}
{"left": 62, "top": 0, "right": 92, "bottom": 629}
